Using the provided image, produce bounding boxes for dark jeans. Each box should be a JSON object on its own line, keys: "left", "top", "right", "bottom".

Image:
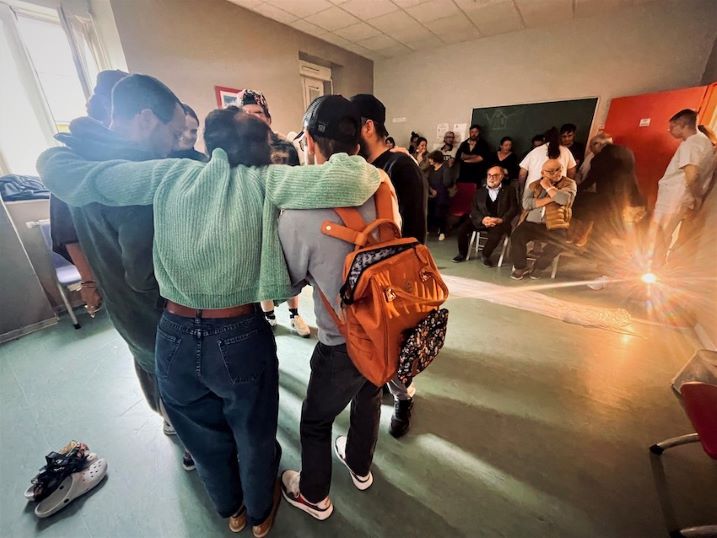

{"left": 510, "top": 221, "right": 567, "bottom": 270}
{"left": 456, "top": 218, "right": 510, "bottom": 259}
{"left": 155, "top": 309, "right": 280, "bottom": 525}
{"left": 299, "top": 342, "right": 381, "bottom": 503}
{"left": 134, "top": 360, "right": 161, "bottom": 414}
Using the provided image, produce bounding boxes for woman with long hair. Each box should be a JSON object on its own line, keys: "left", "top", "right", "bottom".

{"left": 518, "top": 126, "right": 577, "bottom": 189}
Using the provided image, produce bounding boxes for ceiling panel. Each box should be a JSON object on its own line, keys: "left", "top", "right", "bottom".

{"left": 264, "top": 0, "right": 332, "bottom": 18}
{"left": 304, "top": 6, "right": 360, "bottom": 30}
{"left": 227, "top": 0, "right": 662, "bottom": 61}
{"left": 251, "top": 2, "right": 298, "bottom": 24}
{"left": 340, "top": 0, "right": 400, "bottom": 20}
{"left": 464, "top": 0, "right": 524, "bottom": 36}
{"left": 334, "top": 21, "right": 384, "bottom": 40}
{"left": 405, "top": 0, "right": 459, "bottom": 23}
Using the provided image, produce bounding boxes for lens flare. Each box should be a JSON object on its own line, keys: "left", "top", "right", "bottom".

{"left": 641, "top": 272, "right": 658, "bottom": 284}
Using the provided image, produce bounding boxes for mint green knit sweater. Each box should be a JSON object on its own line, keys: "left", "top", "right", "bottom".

{"left": 38, "top": 148, "right": 381, "bottom": 308}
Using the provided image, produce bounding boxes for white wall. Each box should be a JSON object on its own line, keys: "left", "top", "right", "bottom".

{"left": 375, "top": 0, "right": 717, "bottom": 148}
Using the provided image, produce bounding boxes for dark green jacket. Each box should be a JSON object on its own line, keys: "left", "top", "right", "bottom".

{"left": 52, "top": 118, "right": 161, "bottom": 372}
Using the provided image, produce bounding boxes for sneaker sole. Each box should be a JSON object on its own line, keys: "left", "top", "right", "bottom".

{"left": 280, "top": 485, "right": 333, "bottom": 520}
{"left": 334, "top": 439, "right": 373, "bottom": 491}
{"left": 182, "top": 461, "right": 196, "bottom": 472}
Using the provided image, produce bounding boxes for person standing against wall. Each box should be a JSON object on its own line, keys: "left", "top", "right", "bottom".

{"left": 456, "top": 124, "right": 491, "bottom": 185}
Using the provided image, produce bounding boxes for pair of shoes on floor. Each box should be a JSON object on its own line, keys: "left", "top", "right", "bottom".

{"left": 25, "top": 441, "right": 108, "bottom": 519}
{"left": 280, "top": 436, "right": 373, "bottom": 521}
{"left": 389, "top": 398, "right": 414, "bottom": 438}
{"left": 229, "top": 479, "right": 281, "bottom": 537}
{"left": 264, "top": 313, "right": 311, "bottom": 338}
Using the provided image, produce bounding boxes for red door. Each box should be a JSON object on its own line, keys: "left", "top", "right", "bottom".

{"left": 604, "top": 85, "right": 709, "bottom": 209}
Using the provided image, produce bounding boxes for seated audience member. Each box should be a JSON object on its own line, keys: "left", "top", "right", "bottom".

{"left": 560, "top": 123, "right": 585, "bottom": 167}
{"left": 510, "top": 158, "right": 577, "bottom": 279}
{"left": 278, "top": 95, "right": 393, "bottom": 521}
{"left": 652, "top": 109, "right": 715, "bottom": 265}
{"left": 413, "top": 136, "right": 429, "bottom": 170}
{"left": 531, "top": 134, "right": 546, "bottom": 148}
{"left": 456, "top": 124, "right": 492, "bottom": 184}
{"left": 453, "top": 166, "right": 518, "bottom": 265}
{"left": 519, "top": 127, "right": 577, "bottom": 189}
{"left": 171, "top": 104, "right": 208, "bottom": 161}
{"left": 576, "top": 132, "right": 613, "bottom": 186}
{"left": 39, "top": 106, "right": 383, "bottom": 536}
{"left": 425, "top": 150, "right": 453, "bottom": 240}
{"left": 385, "top": 136, "right": 396, "bottom": 149}
{"left": 491, "top": 136, "right": 519, "bottom": 181}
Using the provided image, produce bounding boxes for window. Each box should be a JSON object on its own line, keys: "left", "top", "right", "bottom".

{"left": 0, "top": 1, "right": 101, "bottom": 175}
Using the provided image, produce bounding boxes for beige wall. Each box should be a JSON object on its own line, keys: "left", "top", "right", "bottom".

{"left": 108, "top": 0, "right": 373, "bottom": 139}
{"left": 702, "top": 36, "right": 717, "bottom": 85}
{"left": 375, "top": 0, "right": 717, "bottom": 148}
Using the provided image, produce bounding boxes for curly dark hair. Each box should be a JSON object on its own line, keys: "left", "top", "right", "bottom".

{"left": 203, "top": 107, "right": 272, "bottom": 167}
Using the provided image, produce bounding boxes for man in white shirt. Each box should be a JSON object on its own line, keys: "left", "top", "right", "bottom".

{"left": 518, "top": 128, "right": 577, "bottom": 188}
{"left": 652, "top": 109, "right": 715, "bottom": 260}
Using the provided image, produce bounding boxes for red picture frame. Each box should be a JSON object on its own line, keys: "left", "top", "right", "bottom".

{"left": 215, "top": 86, "right": 241, "bottom": 108}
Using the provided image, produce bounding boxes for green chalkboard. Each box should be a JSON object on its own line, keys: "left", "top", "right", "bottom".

{"left": 471, "top": 98, "right": 598, "bottom": 157}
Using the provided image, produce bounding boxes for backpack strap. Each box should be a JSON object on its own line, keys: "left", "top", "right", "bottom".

{"left": 373, "top": 182, "right": 399, "bottom": 242}
{"left": 320, "top": 207, "right": 371, "bottom": 247}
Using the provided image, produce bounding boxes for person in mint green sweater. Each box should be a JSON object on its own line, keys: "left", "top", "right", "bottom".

{"left": 38, "top": 108, "right": 381, "bottom": 536}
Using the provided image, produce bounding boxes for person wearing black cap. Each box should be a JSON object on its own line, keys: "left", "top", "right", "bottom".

{"left": 350, "top": 93, "right": 425, "bottom": 439}
{"left": 278, "top": 95, "right": 396, "bottom": 520}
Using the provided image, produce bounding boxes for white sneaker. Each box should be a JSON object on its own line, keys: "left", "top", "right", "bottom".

{"left": 334, "top": 436, "right": 373, "bottom": 491}
{"left": 163, "top": 421, "right": 176, "bottom": 436}
{"left": 587, "top": 275, "right": 609, "bottom": 291}
{"left": 438, "top": 233, "right": 446, "bottom": 241}
{"left": 280, "top": 470, "right": 333, "bottom": 520}
{"left": 290, "top": 315, "right": 311, "bottom": 338}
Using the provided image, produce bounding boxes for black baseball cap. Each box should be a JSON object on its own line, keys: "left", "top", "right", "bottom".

{"left": 350, "top": 94, "right": 386, "bottom": 124}
{"left": 298, "top": 95, "right": 360, "bottom": 145}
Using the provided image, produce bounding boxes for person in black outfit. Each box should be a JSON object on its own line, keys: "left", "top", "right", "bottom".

{"left": 560, "top": 123, "right": 585, "bottom": 168}
{"left": 171, "top": 103, "right": 208, "bottom": 161}
{"left": 452, "top": 166, "right": 518, "bottom": 265}
{"left": 456, "top": 124, "right": 492, "bottom": 184}
{"left": 490, "top": 136, "right": 520, "bottom": 182}
{"left": 351, "top": 93, "right": 427, "bottom": 439}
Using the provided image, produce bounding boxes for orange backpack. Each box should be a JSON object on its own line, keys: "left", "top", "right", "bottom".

{"left": 318, "top": 183, "right": 450, "bottom": 386}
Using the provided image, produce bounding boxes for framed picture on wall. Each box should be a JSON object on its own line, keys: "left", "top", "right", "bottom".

{"left": 215, "top": 86, "right": 240, "bottom": 108}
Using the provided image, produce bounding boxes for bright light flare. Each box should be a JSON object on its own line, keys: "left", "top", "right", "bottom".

{"left": 641, "top": 272, "right": 658, "bottom": 284}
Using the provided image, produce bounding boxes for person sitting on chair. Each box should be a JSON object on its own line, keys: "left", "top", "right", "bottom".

{"left": 453, "top": 166, "right": 518, "bottom": 266}
{"left": 510, "top": 159, "right": 577, "bottom": 279}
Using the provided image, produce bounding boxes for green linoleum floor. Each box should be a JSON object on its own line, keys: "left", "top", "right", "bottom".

{"left": 2, "top": 240, "right": 716, "bottom": 537}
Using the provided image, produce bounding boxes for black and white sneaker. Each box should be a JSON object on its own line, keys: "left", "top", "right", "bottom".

{"left": 182, "top": 450, "right": 196, "bottom": 471}
{"left": 334, "top": 436, "right": 373, "bottom": 491}
{"left": 280, "top": 470, "right": 333, "bottom": 520}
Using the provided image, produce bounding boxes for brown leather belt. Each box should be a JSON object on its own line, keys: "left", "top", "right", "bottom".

{"left": 165, "top": 301, "right": 256, "bottom": 319}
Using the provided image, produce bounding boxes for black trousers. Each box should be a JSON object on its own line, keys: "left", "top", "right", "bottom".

{"left": 456, "top": 218, "right": 510, "bottom": 259}
{"left": 299, "top": 342, "right": 381, "bottom": 503}
{"left": 510, "top": 221, "right": 567, "bottom": 270}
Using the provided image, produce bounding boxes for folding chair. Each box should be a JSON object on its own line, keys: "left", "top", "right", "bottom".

{"left": 466, "top": 231, "right": 510, "bottom": 267}
{"left": 34, "top": 219, "right": 82, "bottom": 329}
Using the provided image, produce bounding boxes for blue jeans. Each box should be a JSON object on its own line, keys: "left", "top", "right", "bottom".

{"left": 155, "top": 309, "right": 280, "bottom": 525}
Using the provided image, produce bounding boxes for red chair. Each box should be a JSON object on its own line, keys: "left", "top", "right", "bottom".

{"left": 650, "top": 381, "right": 717, "bottom": 537}
{"left": 448, "top": 183, "right": 477, "bottom": 218}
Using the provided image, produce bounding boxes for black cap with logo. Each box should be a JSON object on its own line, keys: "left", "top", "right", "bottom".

{"left": 300, "top": 95, "right": 361, "bottom": 145}
{"left": 350, "top": 94, "right": 386, "bottom": 125}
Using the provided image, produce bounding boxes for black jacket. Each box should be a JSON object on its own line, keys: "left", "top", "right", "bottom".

{"left": 372, "top": 149, "right": 427, "bottom": 244}
{"left": 470, "top": 182, "right": 519, "bottom": 229}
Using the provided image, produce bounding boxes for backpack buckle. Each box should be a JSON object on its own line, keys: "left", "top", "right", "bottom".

{"left": 384, "top": 287, "right": 396, "bottom": 302}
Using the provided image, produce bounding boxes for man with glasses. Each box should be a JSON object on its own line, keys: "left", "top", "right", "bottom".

{"left": 452, "top": 166, "right": 518, "bottom": 265}
{"left": 510, "top": 159, "right": 577, "bottom": 280}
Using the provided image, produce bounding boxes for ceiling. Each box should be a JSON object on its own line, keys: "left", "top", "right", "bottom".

{"left": 227, "top": 0, "right": 655, "bottom": 61}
